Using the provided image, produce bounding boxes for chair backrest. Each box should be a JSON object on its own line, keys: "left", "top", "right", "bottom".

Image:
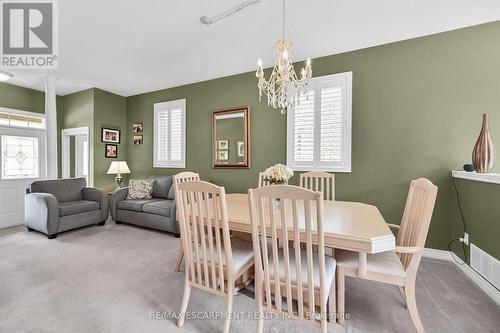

{"left": 258, "top": 172, "right": 270, "bottom": 187}
{"left": 248, "top": 185, "right": 327, "bottom": 328}
{"left": 397, "top": 178, "right": 438, "bottom": 272}
{"left": 29, "top": 178, "right": 86, "bottom": 202}
{"left": 176, "top": 180, "right": 234, "bottom": 294}
{"left": 173, "top": 171, "right": 200, "bottom": 185}
{"left": 299, "top": 171, "right": 335, "bottom": 201}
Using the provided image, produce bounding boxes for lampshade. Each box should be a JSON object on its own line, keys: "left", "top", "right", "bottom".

{"left": 107, "top": 161, "right": 131, "bottom": 174}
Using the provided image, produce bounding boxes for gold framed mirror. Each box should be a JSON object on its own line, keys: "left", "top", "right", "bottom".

{"left": 212, "top": 106, "right": 250, "bottom": 168}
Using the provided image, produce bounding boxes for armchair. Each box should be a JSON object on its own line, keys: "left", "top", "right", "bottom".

{"left": 25, "top": 178, "right": 109, "bottom": 239}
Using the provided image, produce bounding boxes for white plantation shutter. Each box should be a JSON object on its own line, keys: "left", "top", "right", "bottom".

{"left": 154, "top": 99, "right": 186, "bottom": 168}
{"left": 287, "top": 72, "right": 352, "bottom": 172}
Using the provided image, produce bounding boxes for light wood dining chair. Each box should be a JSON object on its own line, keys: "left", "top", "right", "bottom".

{"left": 258, "top": 172, "right": 270, "bottom": 187}
{"left": 176, "top": 180, "right": 254, "bottom": 333}
{"left": 336, "top": 178, "right": 438, "bottom": 333}
{"left": 300, "top": 171, "right": 335, "bottom": 201}
{"left": 173, "top": 172, "right": 200, "bottom": 272}
{"left": 248, "top": 185, "right": 337, "bottom": 333}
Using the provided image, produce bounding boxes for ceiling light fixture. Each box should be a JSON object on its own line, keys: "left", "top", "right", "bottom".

{"left": 0, "top": 70, "right": 13, "bottom": 82}
{"left": 256, "top": 0, "right": 312, "bottom": 114}
{"left": 200, "top": 0, "right": 262, "bottom": 25}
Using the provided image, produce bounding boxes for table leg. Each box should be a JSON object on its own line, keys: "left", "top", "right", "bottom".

{"left": 358, "top": 252, "right": 367, "bottom": 278}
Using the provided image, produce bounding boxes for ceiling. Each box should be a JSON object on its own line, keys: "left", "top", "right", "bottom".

{"left": 5, "top": 0, "right": 500, "bottom": 97}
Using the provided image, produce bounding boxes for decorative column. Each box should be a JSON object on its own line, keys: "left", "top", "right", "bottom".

{"left": 43, "top": 74, "right": 58, "bottom": 179}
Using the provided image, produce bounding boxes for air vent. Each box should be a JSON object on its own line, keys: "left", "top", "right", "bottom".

{"left": 470, "top": 244, "right": 500, "bottom": 290}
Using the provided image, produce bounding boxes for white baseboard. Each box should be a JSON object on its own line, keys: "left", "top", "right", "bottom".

{"left": 423, "top": 248, "right": 500, "bottom": 306}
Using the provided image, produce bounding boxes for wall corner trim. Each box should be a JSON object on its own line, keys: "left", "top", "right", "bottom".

{"left": 423, "top": 248, "right": 500, "bottom": 306}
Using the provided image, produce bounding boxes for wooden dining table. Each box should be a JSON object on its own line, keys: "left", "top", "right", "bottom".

{"left": 178, "top": 193, "right": 396, "bottom": 278}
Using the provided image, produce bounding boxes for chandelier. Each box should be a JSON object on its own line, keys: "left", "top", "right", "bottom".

{"left": 256, "top": 0, "right": 312, "bottom": 114}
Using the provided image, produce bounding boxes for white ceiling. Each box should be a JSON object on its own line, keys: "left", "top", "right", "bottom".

{"left": 5, "top": 0, "right": 500, "bottom": 97}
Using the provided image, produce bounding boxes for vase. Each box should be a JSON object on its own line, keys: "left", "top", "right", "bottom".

{"left": 472, "top": 114, "right": 495, "bottom": 173}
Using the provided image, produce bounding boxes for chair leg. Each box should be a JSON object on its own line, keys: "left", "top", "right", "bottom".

{"left": 223, "top": 286, "right": 235, "bottom": 333}
{"left": 328, "top": 278, "right": 336, "bottom": 322}
{"left": 174, "top": 247, "right": 184, "bottom": 272}
{"left": 399, "top": 286, "right": 407, "bottom": 308}
{"left": 336, "top": 268, "right": 345, "bottom": 325}
{"left": 404, "top": 281, "right": 425, "bottom": 333}
{"left": 255, "top": 278, "right": 264, "bottom": 333}
{"left": 177, "top": 277, "right": 191, "bottom": 328}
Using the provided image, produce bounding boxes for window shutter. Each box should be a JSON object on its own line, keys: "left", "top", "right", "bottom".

{"left": 154, "top": 99, "right": 186, "bottom": 168}
{"left": 287, "top": 72, "right": 352, "bottom": 172}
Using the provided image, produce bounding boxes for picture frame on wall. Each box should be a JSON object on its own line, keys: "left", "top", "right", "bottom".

{"left": 101, "top": 128, "right": 121, "bottom": 144}
{"left": 105, "top": 144, "right": 118, "bottom": 158}
{"left": 217, "top": 150, "right": 229, "bottom": 161}
{"left": 133, "top": 135, "right": 143, "bottom": 145}
{"left": 133, "top": 123, "right": 143, "bottom": 133}
{"left": 237, "top": 141, "right": 244, "bottom": 157}
{"left": 217, "top": 139, "right": 229, "bottom": 150}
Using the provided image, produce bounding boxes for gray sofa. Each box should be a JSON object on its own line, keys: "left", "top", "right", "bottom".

{"left": 110, "top": 176, "right": 179, "bottom": 236}
{"left": 25, "top": 178, "right": 109, "bottom": 239}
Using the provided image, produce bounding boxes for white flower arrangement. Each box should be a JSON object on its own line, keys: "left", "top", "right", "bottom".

{"left": 263, "top": 163, "right": 294, "bottom": 184}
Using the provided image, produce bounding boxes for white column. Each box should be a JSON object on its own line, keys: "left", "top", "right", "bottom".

{"left": 43, "top": 74, "right": 58, "bottom": 179}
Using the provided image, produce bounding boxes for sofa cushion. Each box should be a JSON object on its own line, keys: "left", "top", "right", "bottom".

{"left": 142, "top": 200, "right": 173, "bottom": 217}
{"left": 117, "top": 199, "right": 161, "bottom": 212}
{"left": 59, "top": 200, "right": 100, "bottom": 217}
{"left": 151, "top": 176, "right": 173, "bottom": 199}
{"left": 127, "top": 179, "right": 154, "bottom": 200}
{"left": 30, "top": 178, "right": 86, "bottom": 202}
{"left": 167, "top": 183, "right": 176, "bottom": 200}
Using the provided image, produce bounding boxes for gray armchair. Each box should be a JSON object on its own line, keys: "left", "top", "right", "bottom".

{"left": 25, "top": 178, "right": 109, "bottom": 239}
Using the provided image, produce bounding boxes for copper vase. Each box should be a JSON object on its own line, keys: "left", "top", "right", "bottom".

{"left": 472, "top": 114, "right": 495, "bottom": 173}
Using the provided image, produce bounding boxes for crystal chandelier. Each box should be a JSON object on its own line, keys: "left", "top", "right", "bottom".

{"left": 256, "top": 0, "right": 312, "bottom": 114}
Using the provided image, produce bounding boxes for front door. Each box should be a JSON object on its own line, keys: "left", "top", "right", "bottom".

{"left": 0, "top": 110, "right": 46, "bottom": 228}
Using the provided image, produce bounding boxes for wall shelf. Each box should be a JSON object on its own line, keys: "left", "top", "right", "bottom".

{"left": 452, "top": 170, "right": 500, "bottom": 185}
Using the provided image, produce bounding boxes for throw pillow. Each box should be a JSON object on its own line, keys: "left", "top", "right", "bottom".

{"left": 127, "top": 179, "right": 154, "bottom": 200}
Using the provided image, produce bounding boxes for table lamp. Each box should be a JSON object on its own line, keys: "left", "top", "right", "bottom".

{"left": 107, "top": 161, "right": 131, "bottom": 189}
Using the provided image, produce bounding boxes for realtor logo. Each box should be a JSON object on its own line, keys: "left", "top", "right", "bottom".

{"left": 1, "top": 0, "right": 58, "bottom": 69}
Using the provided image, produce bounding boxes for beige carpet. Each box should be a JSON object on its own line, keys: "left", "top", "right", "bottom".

{"left": 0, "top": 221, "right": 499, "bottom": 333}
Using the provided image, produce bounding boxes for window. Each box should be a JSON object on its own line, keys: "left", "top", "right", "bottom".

{"left": 0, "top": 109, "right": 45, "bottom": 129}
{"left": 287, "top": 72, "right": 352, "bottom": 172}
{"left": 1, "top": 135, "right": 39, "bottom": 179}
{"left": 153, "top": 99, "right": 186, "bottom": 168}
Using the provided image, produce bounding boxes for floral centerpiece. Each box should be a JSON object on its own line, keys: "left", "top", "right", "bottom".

{"left": 263, "top": 164, "right": 294, "bottom": 185}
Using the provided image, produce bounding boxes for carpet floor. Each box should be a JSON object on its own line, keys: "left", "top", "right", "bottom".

{"left": 0, "top": 221, "right": 499, "bottom": 333}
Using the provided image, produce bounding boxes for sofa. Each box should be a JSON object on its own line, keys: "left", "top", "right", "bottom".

{"left": 25, "top": 178, "right": 109, "bottom": 239}
{"left": 110, "top": 176, "right": 179, "bottom": 236}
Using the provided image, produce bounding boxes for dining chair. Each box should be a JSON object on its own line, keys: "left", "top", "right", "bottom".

{"left": 336, "top": 178, "right": 438, "bottom": 333}
{"left": 176, "top": 180, "right": 254, "bottom": 333}
{"left": 248, "top": 185, "right": 337, "bottom": 333}
{"left": 300, "top": 171, "right": 335, "bottom": 201}
{"left": 173, "top": 171, "right": 200, "bottom": 272}
{"left": 258, "top": 172, "right": 271, "bottom": 187}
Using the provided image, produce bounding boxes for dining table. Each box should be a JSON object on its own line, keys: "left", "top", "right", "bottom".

{"left": 178, "top": 193, "right": 396, "bottom": 278}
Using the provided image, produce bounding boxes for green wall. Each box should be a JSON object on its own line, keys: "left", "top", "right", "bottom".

{"left": 93, "top": 88, "right": 127, "bottom": 190}
{"left": 451, "top": 178, "right": 500, "bottom": 262}
{"left": 58, "top": 88, "right": 127, "bottom": 189}
{"left": 126, "top": 21, "right": 500, "bottom": 251}
{"left": 0, "top": 82, "right": 45, "bottom": 113}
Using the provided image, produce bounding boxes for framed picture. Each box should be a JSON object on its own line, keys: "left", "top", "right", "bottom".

{"left": 217, "top": 150, "right": 228, "bottom": 161}
{"left": 132, "top": 123, "right": 143, "bottom": 133}
{"left": 133, "top": 135, "right": 143, "bottom": 145}
{"left": 105, "top": 144, "right": 118, "bottom": 158}
{"left": 102, "top": 128, "right": 120, "bottom": 144}
{"left": 217, "top": 139, "right": 229, "bottom": 150}
{"left": 237, "top": 141, "right": 244, "bottom": 157}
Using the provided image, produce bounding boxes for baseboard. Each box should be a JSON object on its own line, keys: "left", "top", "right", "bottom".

{"left": 423, "top": 248, "right": 500, "bottom": 306}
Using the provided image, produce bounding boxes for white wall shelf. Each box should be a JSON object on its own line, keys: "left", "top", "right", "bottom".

{"left": 452, "top": 170, "right": 500, "bottom": 185}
